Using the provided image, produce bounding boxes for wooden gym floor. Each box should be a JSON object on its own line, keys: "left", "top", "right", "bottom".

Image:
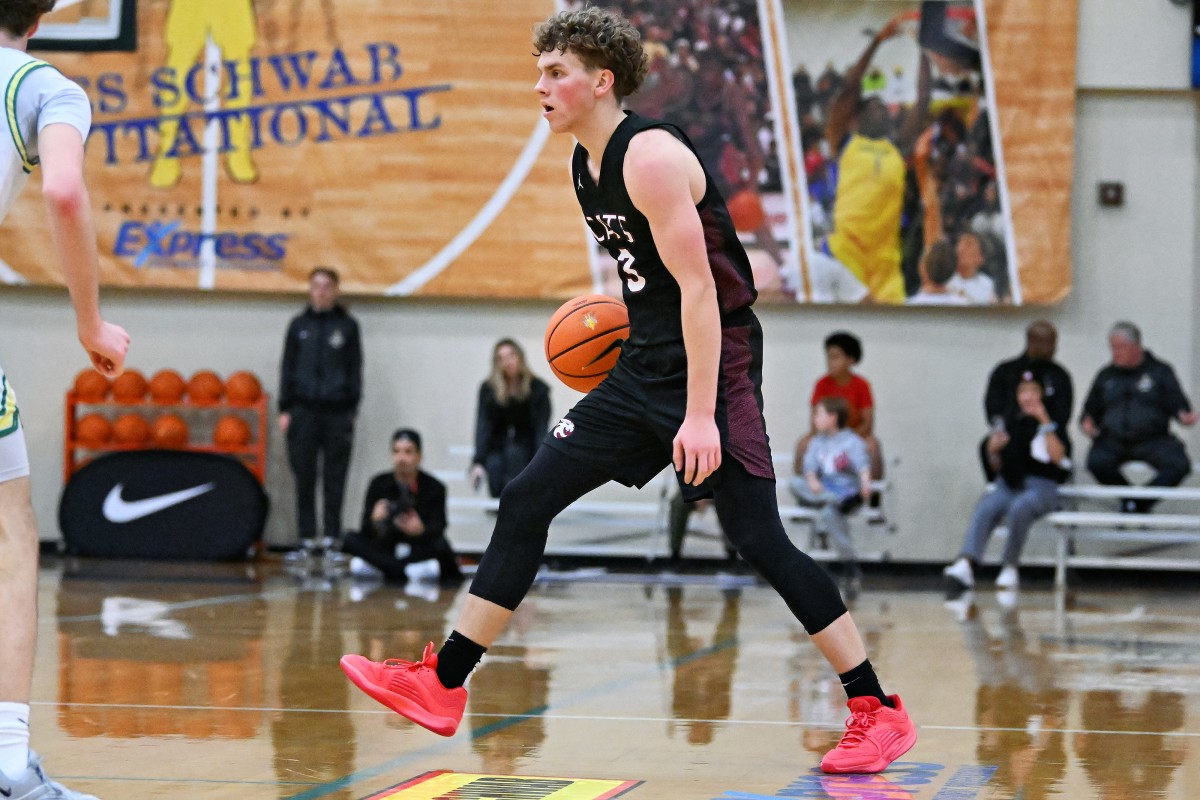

{"left": 31, "top": 556, "right": 1200, "bottom": 799}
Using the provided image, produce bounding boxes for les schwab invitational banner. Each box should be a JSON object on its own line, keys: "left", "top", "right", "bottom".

{"left": 0, "top": 0, "right": 1075, "bottom": 306}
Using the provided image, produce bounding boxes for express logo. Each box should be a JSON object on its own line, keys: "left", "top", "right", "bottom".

{"left": 552, "top": 418, "right": 575, "bottom": 439}
{"left": 114, "top": 220, "right": 288, "bottom": 270}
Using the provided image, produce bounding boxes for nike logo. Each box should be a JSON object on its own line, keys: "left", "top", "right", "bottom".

{"left": 102, "top": 482, "right": 216, "bottom": 523}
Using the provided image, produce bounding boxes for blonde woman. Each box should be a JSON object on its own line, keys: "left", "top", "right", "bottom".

{"left": 469, "top": 339, "right": 551, "bottom": 498}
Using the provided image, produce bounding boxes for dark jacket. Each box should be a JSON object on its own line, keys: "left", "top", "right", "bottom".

{"left": 1082, "top": 350, "right": 1192, "bottom": 443}
{"left": 279, "top": 304, "right": 362, "bottom": 413}
{"left": 985, "top": 354, "right": 1074, "bottom": 430}
{"left": 358, "top": 469, "right": 449, "bottom": 558}
{"left": 472, "top": 377, "right": 552, "bottom": 466}
{"left": 998, "top": 414, "right": 1071, "bottom": 487}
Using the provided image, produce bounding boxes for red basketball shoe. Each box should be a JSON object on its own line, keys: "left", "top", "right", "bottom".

{"left": 340, "top": 643, "right": 467, "bottom": 736}
{"left": 820, "top": 695, "right": 917, "bottom": 774}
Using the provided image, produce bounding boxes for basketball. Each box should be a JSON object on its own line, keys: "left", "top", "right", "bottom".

{"left": 544, "top": 294, "right": 629, "bottom": 393}
{"left": 111, "top": 370, "right": 148, "bottom": 403}
{"left": 726, "top": 188, "right": 766, "bottom": 232}
{"left": 152, "top": 414, "right": 190, "bottom": 448}
{"left": 225, "top": 371, "right": 262, "bottom": 404}
{"left": 73, "top": 369, "right": 110, "bottom": 402}
{"left": 148, "top": 369, "right": 186, "bottom": 404}
{"left": 187, "top": 370, "right": 224, "bottom": 405}
{"left": 213, "top": 415, "right": 252, "bottom": 447}
{"left": 75, "top": 413, "right": 113, "bottom": 448}
{"left": 113, "top": 413, "right": 152, "bottom": 446}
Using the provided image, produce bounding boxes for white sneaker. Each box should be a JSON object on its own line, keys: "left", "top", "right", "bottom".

{"left": 996, "top": 564, "right": 1019, "bottom": 590}
{"left": 0, "top": 752, "right": 100, "bottom": 800}
{"left": 404, "top": 558, "right": 441, "bottom": 582}
{"left": 348, "top": 557, "right": 383, "bottom": 579}
{"left": 942, "top": 557, "right": 975, "bottom": 589}
{"left": 996, "top": 589, "right": 1018, "bottom": 610}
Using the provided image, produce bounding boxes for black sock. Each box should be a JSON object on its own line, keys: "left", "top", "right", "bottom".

{"left": 435, "top": 630, "right": 487, "bottom": 689}
{"left": 838, "top": 659, "right": 894, "bottom": 708}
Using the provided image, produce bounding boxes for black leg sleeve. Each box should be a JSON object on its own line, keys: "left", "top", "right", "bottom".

{"left": 712, "top": 459, "right": 847, "bottom": 635}
{"left": 468, "top": 446, "right": 611, "bottom": 610}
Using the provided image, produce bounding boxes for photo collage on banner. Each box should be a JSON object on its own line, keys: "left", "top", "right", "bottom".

{"left": 3, "top": 0, "right": 1070, "bottom": 305}
{"left": 779, "top": 0, "right": 1015, "bottom": 306}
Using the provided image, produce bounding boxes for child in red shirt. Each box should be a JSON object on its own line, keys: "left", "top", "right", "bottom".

{"left": 795, "top": 332, "right": 884, "bottom": 480}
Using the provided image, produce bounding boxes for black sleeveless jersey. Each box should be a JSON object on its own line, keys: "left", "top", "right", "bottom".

{"left": 571, "top": 112, "right": 757, "bottom": 348}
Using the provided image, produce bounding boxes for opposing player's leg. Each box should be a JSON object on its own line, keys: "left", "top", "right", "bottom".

{"left": 711, "top": 460, "right": 916, "bottom": 774}
{"left": 340, "top": 446, "right": 612, "bottom": 735}
{"left": 0, "top": 407, "right": 98, "bottom": 798}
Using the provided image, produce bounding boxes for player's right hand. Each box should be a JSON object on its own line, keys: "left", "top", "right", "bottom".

{"left": 79, "top": 320, "right": 129, "bottom": 377}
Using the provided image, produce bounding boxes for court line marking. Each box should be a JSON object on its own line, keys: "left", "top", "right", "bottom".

{"left": 31, "top": 702, "right": 1200, "bottom": 739}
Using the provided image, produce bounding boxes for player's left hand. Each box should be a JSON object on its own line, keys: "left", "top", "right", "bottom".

{"left": 673, "top": 414, "right": 722, "bottom": 486}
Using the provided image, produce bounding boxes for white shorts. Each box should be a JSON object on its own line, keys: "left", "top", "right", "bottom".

{"left": 0, "top": 368, "right": 31, "bottom": 483}
{"left": 808, "top": 249, "right": 869, "bottom": 304}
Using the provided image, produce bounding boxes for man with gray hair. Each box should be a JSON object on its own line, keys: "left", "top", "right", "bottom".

{"left": 1081, "top": 322, "right": 1197, "bottom": 512}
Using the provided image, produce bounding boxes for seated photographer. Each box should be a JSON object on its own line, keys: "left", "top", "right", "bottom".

{"left": 341, "top": 428, "right": 462, "bottom": 583}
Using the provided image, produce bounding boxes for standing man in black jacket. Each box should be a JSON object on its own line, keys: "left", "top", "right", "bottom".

{"left": 279, "top": 267, "right": 363, "bottom": 555}
{"left": 1082, "top": 321, "right": 1196, "bottom": 512}
{"left": 979, "top": 320, "right": 1073, "bottom": 480}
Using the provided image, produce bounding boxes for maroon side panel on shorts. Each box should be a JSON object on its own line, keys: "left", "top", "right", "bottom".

{"left": 719, "top": 324, "right": 774, "bottom": 481}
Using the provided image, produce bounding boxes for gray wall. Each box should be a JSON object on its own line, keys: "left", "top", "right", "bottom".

{"left": 2, "top": 0, "right": 1198, "bottom": 561}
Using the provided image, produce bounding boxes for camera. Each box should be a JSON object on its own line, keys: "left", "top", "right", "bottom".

{"left": 387, "top": 483, "right": 416, "bottom": 516}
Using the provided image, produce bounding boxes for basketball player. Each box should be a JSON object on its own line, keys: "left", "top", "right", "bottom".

{"left": 0, "top": 3, "right": 129, "bottom": 796}
{"left": 150, "top": 0, "right": 258, "bottom": 188}
{"left": 812, "top": 15, "right": 930, "bottom": 305}
{"left": 341, "top": 7, "right": 916, "bottom": 774}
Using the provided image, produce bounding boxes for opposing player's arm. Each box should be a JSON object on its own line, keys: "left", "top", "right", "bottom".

{"left": 40, "top": 122, "right": 129, "bottom": 375}
{"left": 624, "top": 130, "right": 721, "bottom": 485}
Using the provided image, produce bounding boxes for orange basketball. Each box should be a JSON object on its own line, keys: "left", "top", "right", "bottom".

{"left": 75, "top": 413, "right": 112, "bottom": 448}
{"left": 213, "top": 414, "right": 252, "bottom": 447}
{"left": 72, "top": 369, "right": 110, "bottom": 402}
{"left": 148, "top": 369, "right": 186, "bottom": 403}
{"left": 544, "top": 294, "right": 629, "bottom": 393}
{"left": 726, "top": 188, "right": 766, "bottom": 232}
{"left": 152, "top": 414, "right": 189, "bottom": 448}
{"left": 187, "top": 370, "right": 224, "bottom": 405}
{"left": 112, "top": 413, "right": 152, "bottom": 446}
{"left": 111, "top": 370, "right": 148, "bottom": 403}
{"left": 224, "top": 371, "right": 262, "bottom": 404}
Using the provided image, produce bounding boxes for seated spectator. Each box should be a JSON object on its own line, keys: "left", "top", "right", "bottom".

{"left": 796, "top": 331, "right": 884, "bottom": 480}
{"left": 342, "top": 429, "right": 462, "bottom": 583}
{"left": 906, "top": 240, "right": 967, "bottom": 305}
{"left": 980, "top": 320, "right": 1073, "bottom": 480}
{"left": 1080, "top": 322, "right": 1197, "bottom": 512}
{"left": 470, "top": 339, "right": 552, "bottom": 498}
{"left": 944, "top": 372, "right": 1071, "bottom": 592}
{"left": 790, "top": 397, "right": 872, "bottom": 586}
{"left": 946, "top": 231, "right": 997, "bottom": 304}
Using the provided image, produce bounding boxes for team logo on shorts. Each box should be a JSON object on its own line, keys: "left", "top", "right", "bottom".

{"left": 552, "top": 418, "right": 575, "bottom": 439}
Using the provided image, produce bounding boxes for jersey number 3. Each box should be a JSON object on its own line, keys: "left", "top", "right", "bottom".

{"left": 617, "top": 249, "right": 646, "bottom": 293}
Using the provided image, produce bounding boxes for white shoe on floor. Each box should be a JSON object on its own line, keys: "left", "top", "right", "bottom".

{"left": 942, "top": 557, "right": 974, "bottom": 589}
{"left": 995, "top": 564, "right": 1020, "bottom": 590}
{"left": 349, "top": 557, "right": 383, "bottom": 579}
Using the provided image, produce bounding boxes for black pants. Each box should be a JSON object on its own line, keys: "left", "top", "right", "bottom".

{"left": 1087, "top": 434, "right": 1191, "bottom": 508}
{"left": 286, "top": 407, "right": 355, "bottom": 541}
{"left": 469, "top": 447, "right": 847, "bottom": 635}
{"left": 341, "top": 531, "right": 462, "bottom": 583}
{"left": 482, "top": 440, "right": 536, "bottom": 498}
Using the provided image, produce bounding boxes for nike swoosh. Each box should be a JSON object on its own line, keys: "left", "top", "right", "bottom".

{"left": 102, "top": 482, "right": 216, "bottom": 523}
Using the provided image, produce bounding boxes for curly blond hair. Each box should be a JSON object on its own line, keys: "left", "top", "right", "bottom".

{"left": 533, "top": 6, "right": 648, "bottom": 100}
